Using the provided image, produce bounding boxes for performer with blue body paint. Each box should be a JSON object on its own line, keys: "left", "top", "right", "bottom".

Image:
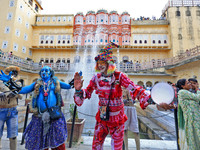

{"left": 0, "top": 66, "right": 71, "bottom": 150}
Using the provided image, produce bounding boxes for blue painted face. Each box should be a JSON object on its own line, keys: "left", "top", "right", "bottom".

{"left": 40, "top": 66, "right": 52, "bottom": 80}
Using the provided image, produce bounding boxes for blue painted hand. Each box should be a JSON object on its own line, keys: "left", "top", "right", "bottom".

{"left": 0, "top": 70, "right": 12, "bottom": 82}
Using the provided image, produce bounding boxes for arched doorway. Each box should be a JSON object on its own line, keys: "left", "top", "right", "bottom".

{"left": 146, "top": 81, "right": 152, "bottom": 87}
{"left": 67, "top": 58, "right": 70, "bottom": 63}
{"left": 86, "top": 55, "right": 92, "bottom": 63}
{"left": 122, "top": 56, "right": 129, "bottom": 63}
{"left": 137, "top": 81, "right": 144, "bottom": 87}
{"left": 74, "top": 56, "right": 80, "bottom": 63}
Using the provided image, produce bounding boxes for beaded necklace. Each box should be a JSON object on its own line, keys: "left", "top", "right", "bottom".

{"left": 43, "top": 79, "right": 53, "bottom": 100}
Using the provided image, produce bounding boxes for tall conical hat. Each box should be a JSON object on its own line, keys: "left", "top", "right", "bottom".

{"left": 95, "top": 42, "right": 119, "bottom": 63}
{"left": 95, "top": 42, "right": 119, "bottom": 74}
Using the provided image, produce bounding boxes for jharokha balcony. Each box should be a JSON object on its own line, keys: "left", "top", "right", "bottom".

{"left": 0, "top": 46, "right": 200, "bottom": 74}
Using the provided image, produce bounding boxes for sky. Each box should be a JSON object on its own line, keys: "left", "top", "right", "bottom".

{"left": 41, "top": 0, "right": 169, "bottom": 19}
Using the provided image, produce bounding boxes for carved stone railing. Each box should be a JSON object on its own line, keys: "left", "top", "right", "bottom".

{"left": 0, "top": 45, "right": 200, "bottom": 73}
{"left": 162, "top": 0, "right": 200, "bottom": 14}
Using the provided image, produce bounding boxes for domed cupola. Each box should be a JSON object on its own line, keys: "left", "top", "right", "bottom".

{"left": 110, "top": 10, "right": 118, "bottom": 15}
{"left": 86, "top": 10, "right": 95, "bottom": 15}
{"left": 109, "top": 10, "right": 119, "bottom": 24}
{"left": 96, "top": 9, "right": 108, "bottom": 24}
{"left": 75, "top": 12, "right": 84, "bottom": 24}
{"left": 121, "top": 11, "right": 130, "bottom": 24}
{"left": 97, "top": 9, "right": 108, "bottom": 14}
{"left": 86, "top": 10, "right": 95, "bottom": 24}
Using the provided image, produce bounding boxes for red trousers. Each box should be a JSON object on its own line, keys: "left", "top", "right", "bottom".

{"left": 44, "top": 143, "right": 65, "bottom": 150}
{"left": 92, "top": 122, "right": 124, "bottom": 150}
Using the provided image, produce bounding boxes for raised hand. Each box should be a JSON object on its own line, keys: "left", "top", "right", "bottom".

{"left": 0, "top": 70, "right": 12, "bottom": 82}
{"left": 74, "top": 72, "right": 83, "bottom": 91}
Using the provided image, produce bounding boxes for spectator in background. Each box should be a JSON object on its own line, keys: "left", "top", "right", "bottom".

{"left": 122, "top": 86, "right": 140, "bottom": 150}
{"left": 8, "top": 51, "right": 13, "bottom": 60}
{"left": 176, "top": 79, "right": 200, "bottom": 150}
{"left": 186, "top": 49, "right": 191, "bottom": 56}
{"left": 188, "top": 78, "right": 199, "bottom": 93}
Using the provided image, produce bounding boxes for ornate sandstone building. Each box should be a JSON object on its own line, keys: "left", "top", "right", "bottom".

{"left": 0, "top": 0, "right": 200, "bottom": 88}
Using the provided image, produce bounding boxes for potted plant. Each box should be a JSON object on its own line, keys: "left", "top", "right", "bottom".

{"left": 66, "top": 103, "right": 85, "bottom": 142}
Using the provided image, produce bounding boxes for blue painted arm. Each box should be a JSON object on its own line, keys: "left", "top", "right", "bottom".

{"left": 19, "top": 82, "right": 35, "bottom": 94}
{"left": 0, "top": 70, "right": 12, "bottom": 82}
{"left": 60, "top": 81, "right": 71, "bottom": 89}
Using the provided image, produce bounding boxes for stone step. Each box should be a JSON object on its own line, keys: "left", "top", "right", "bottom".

{"left": 135, "top": 104, "right": 176, "bottom": 140}
{"left": 0, "top": 132, "right": 177, "bottom": 150}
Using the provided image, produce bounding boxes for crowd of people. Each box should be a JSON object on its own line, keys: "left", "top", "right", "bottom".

{"left": 132, "top": 15, "right": 166, "bottom": 21}
{"left": 0, "top": 42, "right": 199, "bottom": 150}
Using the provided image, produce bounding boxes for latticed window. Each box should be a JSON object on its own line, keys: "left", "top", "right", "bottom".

{"left": 176, "top": 11, "right": 181, "bottom": 16}
{"left": 196, "top": 10, "right": 200, "bottom": 16}
{"left": 178, "top": 34, "right": 182, "bottom": 40}
{"left": 50, "top": 36, "right": 54, "bottom": 44}
{"left": 186, "top": 10, "right": 191, "bottom": 16}
{"left": 40, "top": 35, "right": 44, "bottom": 44}
{"left": 62, "top": 35, "right": 66, "bottom": 44}
{"left": 57, "top": 35, "right": 61, "bottom": 44}
{"left": 9, "top": 0, "right": 14, "bottom": 7}
{"left": 50, "top": 58, "right": 54, "bottom": 63}
{"left": 45, "top": 35, "right": 49, "bottom": 44}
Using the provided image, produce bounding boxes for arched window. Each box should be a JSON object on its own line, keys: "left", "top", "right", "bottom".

{"left": 57, "top": 35, "right": 61, "bottom": 44}
{"left": 134, "top": 40, "right": 137, "bottom": 44}
{"left": 50, "top": 36, "right": 54, "bottom": 44}
{"left": 50, "top": 58, "right": 54, "bottom": 63}
{"left": 67, "top": 58, "right": 70, "bottom": 63}
{"left": 45, "top": 35, "right": 49, "bottom": 44}
{"left": 62, "top": 35, "right": 66, "bottom": 44}
{"left": 146, "top": 81, "right": 152, "bottom": 87}
{"left": 137, "top": 81, "right": 144, "bottom": 86}
{"left": 122, "top": 56, "right": 129, "bottom": 63}
{"left": 40, "top": 35, "right": 44, "bottom": 44}
{"left": 45, "top": 58, "right": 49, "bottom": 63}
{"left": 178, "top": 34, "right": 182, "bottom": 40}
{"left": 152, "top": 59, "right": 156, "bottom": 67}
{"left": 39, "top": 58, "right": 44, "bottom": 64}
{"left": 67, "top": 35, "right": 70, "bottom": 44}
{"left": 62, "top": 58, "right": 65, "bottom": 63}
{"left": 56, "top": 58, "right": 61, "bottom": 63}
{"left": 158, "top": 40, "right": 161, "bottom": 44}
{"left": 86, "top": 55, "right": 92, "bottom": 63}
{"left": 157, "top": 59, "right": 161, "bottom": 67}
{"left": 113, "top": 56, "right": 117, "bottom": 63}
{"left": 74, "top": 56, "right": 80, "bottom": 63}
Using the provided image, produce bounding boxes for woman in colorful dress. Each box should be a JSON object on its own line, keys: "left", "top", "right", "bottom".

{"left": 74, "top": 42, "right": 153, "bottom": 150}
{"left": 176, "top": 79, "right": 200, "bottom": 150}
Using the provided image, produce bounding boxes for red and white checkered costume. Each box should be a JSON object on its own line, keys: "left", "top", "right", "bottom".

{"left": 74, "top": 71, "right": 151, "bottom": 150}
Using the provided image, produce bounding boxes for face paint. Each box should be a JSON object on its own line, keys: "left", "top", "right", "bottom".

{"left": 40, "top": 66, "right": 52, "bottom": 80}
{"left": 97, "top": 61, "right": 108, "bottom": 73}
